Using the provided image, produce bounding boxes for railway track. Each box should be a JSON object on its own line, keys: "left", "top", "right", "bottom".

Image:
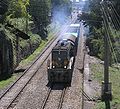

{"left": 0, "top": 41, "right": 55, "bottom": 109}
{"left": 40, "top": 84, "right": 68, "bottom": 109}
{"left": 57, "top": 86, "right": 68, "bottom": 109}
{"left": 0, "top": 19, "right": 77, "bottom": 109}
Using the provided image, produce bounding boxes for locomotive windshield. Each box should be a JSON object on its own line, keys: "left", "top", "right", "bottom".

{"left": 52, "top": 50, "right": 68, "bottom": 68}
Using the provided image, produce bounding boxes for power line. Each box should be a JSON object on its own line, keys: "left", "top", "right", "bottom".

{"left": 107, "top": 2, "right": 120, "bottom": 30}
{"left": 102, "top": 2, "right": 119, "bottom": 64}
{"left": 0, "top": 0, "right": 8, "bottom": 6}
{"left": 102, "top": 2, "right": 120, "bottom": 64}
{"left": 109, "top": 1, "right": 120, "bottom": 20}
{"left": 102, "top": 2, "right": 120, "bottom": 30}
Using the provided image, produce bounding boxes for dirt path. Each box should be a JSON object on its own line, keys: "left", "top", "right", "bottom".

{"left": 83, "top": 54, "right": 101, "bottom": 109}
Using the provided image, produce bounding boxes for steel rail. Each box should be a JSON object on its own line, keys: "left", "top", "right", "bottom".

{"left": 40, "top": 86, "right": 53, "bottom": 109}
{"left": 57, "top": 86, "right": 68, "bottom": 109}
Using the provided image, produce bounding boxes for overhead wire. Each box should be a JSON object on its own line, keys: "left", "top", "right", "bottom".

{"left": 105, "top": 2, "right": 120, "bottom": 47}
{"left": 109, "top": 1, "right": 120, "bottom": 21}
{"left": 105, "top": 3, "right": 120, "bottom": 49}
{"left": 107, "top": 2, "right": 120, "bottom": 30}
{"left": 0, "top": 0, "right": 8, "bottom": 6}
{"left": 101, "top": 2, "right": 119, "bottom": 64}
{"left": 102, "top": 2, "right": 119, "bottom": 64}
{"left": 102, "top": 2, "right": 119, "bottom": 53}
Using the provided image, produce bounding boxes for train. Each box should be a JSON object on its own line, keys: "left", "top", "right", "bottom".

{"left": 47, "top": 23, "right": 80, "bottom": 83}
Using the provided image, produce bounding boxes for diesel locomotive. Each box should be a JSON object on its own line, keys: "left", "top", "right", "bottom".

{"left": 47, "top": 23, "right": 80, "bottom": 83}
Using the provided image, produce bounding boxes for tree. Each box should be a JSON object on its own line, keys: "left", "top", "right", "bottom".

{"left": 79, "top": 0, "right": 102, "bottom": 31}
{"left": 0, "top": 0, "right": 8, "bottom": 23}
{"left": 6, "top": 0, "right": 29, "bottom": 19}
{"left": 80, "top": 0, "right": 120, "bottom": 63}
{"left": 29, "top": 0, "right": 51, "bottom": 39}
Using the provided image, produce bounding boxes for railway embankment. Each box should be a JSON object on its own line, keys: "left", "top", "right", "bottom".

{"left": 83, "top": 51, "right": 120, "bottom": 109}
{"left": 89, "top": 56, "right": 120, "bottom": 109}
{"left": 83, "top": 53, "right": 101, "bottom": 109}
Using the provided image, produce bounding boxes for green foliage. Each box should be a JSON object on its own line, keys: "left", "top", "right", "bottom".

{"left": 79, "top": 0, "right": 102, "bottom": 30}
{"left": 79, "top": 0, "right": 104, "bottom": 60}
{"left": 29, "top": 0, "right": 51, "bottom": 39}
{"left": 19, "top": 28, "right": 56, "bottom": 66}
{"left": 80, "top": 12, "right": 102, "bottom": 29}
{"left": 0, "top": 74, "right": 17, "bottom": 89}
{"left": 19, "top": 32, "right": 41, "bottom": 49}
{"left": 29, "top": 0, "right": 50, "bottom": 26}
{"left": 80, "top": 0, "right": 120, "bottom": 63}
{"left": 86, "top": 28, "right": 104, "bottom": 60}
{"left": 0, "top": 0, "right": 8, "bottom": 23}
{"left": 0, "top": 0, "right": 8, "bottom": 15}
{"left": 90, "top": 63, "right": 104, "bottom": 83}
{"left": 6, "top": 0, "right": 29, "bottom": 19}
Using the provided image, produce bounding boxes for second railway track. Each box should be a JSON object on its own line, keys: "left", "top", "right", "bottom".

{"left": 0, "top": 38, "right": 56, "bottom": 109}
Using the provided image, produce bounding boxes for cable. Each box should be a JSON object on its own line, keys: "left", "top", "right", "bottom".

{"left": 102, "top": 2, "right": 120, "bottom": 63}
{"left": 107, "top": 2, "right": 120, "bottom": 30}
{"left": 103, "top": 2, "right": 120, "bottom": 30}
{"left": 101, "top": 3, "right": 119, "bottom": 64}
{"left": 104, "top": 2, "right": 120, "bottom": 52}
{"left": 0, "top": 0, "right": 8, "bottom": 6}
{"left": 109, "top": 1, "right": 120, "bottom": 20}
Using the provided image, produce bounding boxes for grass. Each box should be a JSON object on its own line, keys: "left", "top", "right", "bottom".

{"left": 19, "top": 40, "right": 47, "bottom": 65}
{"left": 90, "top": 61, "right": 120, "bottom": 109}
{"left": 0, "top": 74, "right": 17, "bottom": 89}
{"left": 19, "top": 22, "right": 60, "bottom": 66}
{"left": 19, "top": 30, "right": 56, "bottom": 66}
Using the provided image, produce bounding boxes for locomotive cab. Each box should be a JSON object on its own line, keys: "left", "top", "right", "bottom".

{"left": 52, "top": 48, "right": 70, "bottom": 69}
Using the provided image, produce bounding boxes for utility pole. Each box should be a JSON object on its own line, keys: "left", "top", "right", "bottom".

{"left": 101, "top": 1, "right": 112, "bottom": 109}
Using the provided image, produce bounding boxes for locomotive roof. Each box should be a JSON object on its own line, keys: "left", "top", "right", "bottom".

{"left": 53, "top": 40, "right": 72, "bottom": 50}
{"left": 62, "top": 33, "right": 77, "bottom": 38}
{"left": 65, "top": 33, "right": 78, "bottom": 37}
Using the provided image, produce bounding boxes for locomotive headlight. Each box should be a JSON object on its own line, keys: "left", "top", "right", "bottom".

{"left": 53, "top": 66, "right": 55, "bottom": 68}
{"left": 64, "top": 66, "right": 67, "bottom": 68}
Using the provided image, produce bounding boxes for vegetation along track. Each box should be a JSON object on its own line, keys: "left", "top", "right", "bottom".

{"left": 0, "top": 19, "right": 77, "bottom": 109}
{"left": 40, "top": 84, "right": 68, "bottom": 109}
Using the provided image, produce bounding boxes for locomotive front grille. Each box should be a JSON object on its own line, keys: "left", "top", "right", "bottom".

{"left": 48, "top": 69, "right": 72, "bottom": 83}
